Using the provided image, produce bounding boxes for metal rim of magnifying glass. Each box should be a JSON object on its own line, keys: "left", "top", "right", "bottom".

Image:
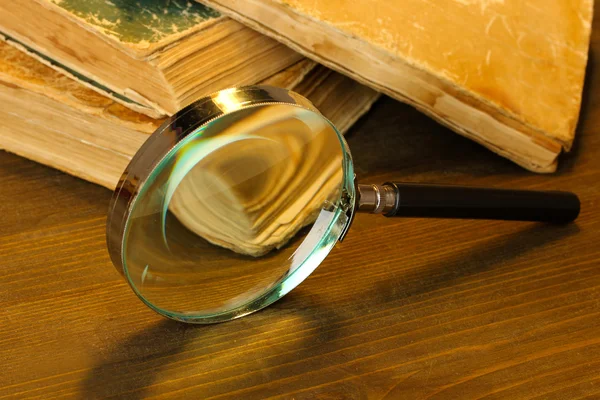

{"left": 106, "top": 85, "right": 357, "bottom": 323}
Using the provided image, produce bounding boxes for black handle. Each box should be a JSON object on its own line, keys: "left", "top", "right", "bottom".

{"left": 383, "top": 182, "right": 580, "bottom": 223}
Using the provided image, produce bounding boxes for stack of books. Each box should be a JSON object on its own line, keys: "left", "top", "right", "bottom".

{"left": 0, "top": 0, "right": 379, "bottom": 189}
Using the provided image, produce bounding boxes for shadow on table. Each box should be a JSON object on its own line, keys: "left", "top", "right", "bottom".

{"left": 292, "top": 222, "right": 581, "bottom": 343}
{"left": 82, "top": 319, "right": 201, "bottom": 399}
{"left": 368, "top": 222, "right": 581, "bottom": 306}
{"left": 81, "top": 307, "right": 338, "bottom": 399}
{"left": 274, "top": 223, "right": 583, "bottom": 384}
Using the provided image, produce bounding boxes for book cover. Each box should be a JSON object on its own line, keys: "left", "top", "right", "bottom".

{"left": 198, "top": 0, "right": 594, "bottom": 172}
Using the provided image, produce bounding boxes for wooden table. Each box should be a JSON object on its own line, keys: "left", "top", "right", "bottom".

{"left": 2, "top": 21, "right": 600, "bottom": 400}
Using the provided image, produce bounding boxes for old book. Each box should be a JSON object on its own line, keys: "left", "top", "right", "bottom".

{"left": 0, "top": 0, "right": 303, "bottom": 118}
{"left": 198, "top": 0, "right": 594, "bottom": 172}
{"left": 0, "top": 41, "right": 379, "bottom": 191}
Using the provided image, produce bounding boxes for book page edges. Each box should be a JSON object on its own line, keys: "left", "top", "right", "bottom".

{"left": 0, "top": 35, "right": 167, "bottom": 120}
{"left": 0, "top": 43, "right": 378, "bottom": 189}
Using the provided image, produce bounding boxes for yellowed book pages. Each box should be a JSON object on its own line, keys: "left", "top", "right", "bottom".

{"left": 0, "top": 42, "right": 379, "bottom": 190}
{"left": 168, "top": 105, "right": 344, "bottom": 256}
{"left": 198, "top": 0, "right": 594, "bottom": 172}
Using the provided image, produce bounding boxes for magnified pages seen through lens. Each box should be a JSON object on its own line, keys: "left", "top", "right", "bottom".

{"left": 167, "top": 105, "right": 343, "bottom": 256}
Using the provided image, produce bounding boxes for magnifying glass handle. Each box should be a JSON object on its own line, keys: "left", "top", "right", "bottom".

{"left": 357, "top": 183, "right": 580, "bottom": 223}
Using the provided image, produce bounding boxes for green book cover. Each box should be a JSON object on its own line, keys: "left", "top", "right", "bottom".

{"left": 46, "top": 0, "right": 221, "bottom": 53}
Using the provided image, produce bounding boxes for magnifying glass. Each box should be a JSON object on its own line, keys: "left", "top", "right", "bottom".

{"left": 106, "top": 86, "right": 580, "bottom": 323}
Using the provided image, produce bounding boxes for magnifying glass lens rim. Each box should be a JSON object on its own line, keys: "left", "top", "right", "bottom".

{"left": 106, "top": 85, "right": 356, "bottom": 323}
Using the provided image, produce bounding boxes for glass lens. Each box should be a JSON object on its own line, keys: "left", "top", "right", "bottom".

{"left": 121, "top": 104, "right": 353, "bottom": 322}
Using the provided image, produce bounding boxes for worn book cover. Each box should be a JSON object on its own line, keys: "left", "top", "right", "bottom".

{"left": 199, "top": 0, "right": 594, "bottom": 172}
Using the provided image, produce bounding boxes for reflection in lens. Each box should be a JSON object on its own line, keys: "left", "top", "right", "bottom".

{"left": 122, "top": 104, "right": 349, "bottom": 319}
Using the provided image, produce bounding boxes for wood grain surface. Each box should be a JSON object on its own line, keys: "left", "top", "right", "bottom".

{"left": 1, "top": 15, "right": 600, "bottom": 400}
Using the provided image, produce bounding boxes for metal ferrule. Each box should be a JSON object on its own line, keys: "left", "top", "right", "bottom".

{"left": 357, "top": 184, "right": 397, "bottom": 214}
